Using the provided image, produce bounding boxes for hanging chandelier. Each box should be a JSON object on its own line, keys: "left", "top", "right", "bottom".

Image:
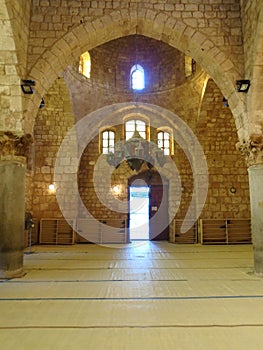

{"left": 107, "top": 128, "right": 166, "bottom": 171}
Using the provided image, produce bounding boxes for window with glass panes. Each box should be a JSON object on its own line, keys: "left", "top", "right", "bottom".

{"left": 130, "top": 64, "right": 145, "bottom": 90}
{"left": 125, "top": 120, "right": 146, "bottom": 140}
{"left": 102, "top": 130, "right": 115, "bottom": 154}
{"left": 157, "top": 131, "right": 170, "bottom": 155}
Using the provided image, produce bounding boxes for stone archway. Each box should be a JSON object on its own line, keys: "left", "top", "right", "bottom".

{"left": 0, "top": 0, "right": 26, "bottom": 133}
{"left": 25, "top": 8, "right": 246, "bottom": 138}
{"left": 240, "top": 5, "right": 263, "bottom": 274}
{"left": 247, "top": 5, "right": 263, "bottom": 135}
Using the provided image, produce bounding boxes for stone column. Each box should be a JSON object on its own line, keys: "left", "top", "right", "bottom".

{"left": 237, "top": 134, "right": 263, "bottom": 274}
{"left": 0, "top": 132, "right": 33, "bottom": 278}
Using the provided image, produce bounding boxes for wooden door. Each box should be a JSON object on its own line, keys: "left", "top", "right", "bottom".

{"left": 149, "top": 185, "right": 169, "bottom": 240}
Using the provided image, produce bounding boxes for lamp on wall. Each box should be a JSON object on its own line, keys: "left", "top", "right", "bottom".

{"left": 112, "top": 185, "right": 121, "bottom": 195}
{"left": 230, "top": 186, "right": 236, "bottom": 194}
{"left": 48, "top": 183, "right": 56, "bottom": 193}
{"left": 21, "top": 79, "right": 35, "bottom": 94}
{"left": 236, "top": 80, "right": 250, "bottom": 93}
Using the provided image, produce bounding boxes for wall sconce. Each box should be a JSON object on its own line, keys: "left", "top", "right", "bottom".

{"left": 230, "top": 186, "right": 236, "bottom": 194}
{"left": 48, "top": 183, "right": 56, "bottom": 193}
{"left": 112, "top": 185, "right": 121, "bottom": 195}
{"left": 236, "top": 80, "right": 250, "bottom": 93}
{"left": 21, "top": 79, "right": 35, "bottom": 94}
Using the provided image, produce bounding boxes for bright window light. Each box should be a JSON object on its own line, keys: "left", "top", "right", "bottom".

{"left": 131, "top": 64, "right": 145, "bottom": 90}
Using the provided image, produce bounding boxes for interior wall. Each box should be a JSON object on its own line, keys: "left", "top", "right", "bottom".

{"left": 5, "top": 0, "right": 31, "bottom": 78}
{"left": 88, "top": 35, "right": 186, "bottom": 93}
{"left": 0, "top": 0, "right": 31, "bottom": 133}
{"left": 32, "top": 77, "right": 75, "bottom": 220}
{"left": 25, "top": 0, "right": 249, "bottom": 138}
{"left": 241, "top": 0, "right": 262, "bottom": 78}
{"left": 196, "top": 79, "right": 250, "bottom": 219}
{"left": 241, "top": 0, "right": 263, "bottom": 135}
{"left": 32, "top": 68, "right": 250, "bottom": 223}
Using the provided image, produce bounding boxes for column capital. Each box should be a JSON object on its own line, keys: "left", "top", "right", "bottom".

{"left": 0, "top": 131, "right": 33, "bottom": 161}
{"left": 236, "top": 134, "right": 263, "bottom": 167}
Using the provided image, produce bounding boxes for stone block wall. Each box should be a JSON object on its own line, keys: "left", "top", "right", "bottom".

{"left": 76, "top": 84, "right": 250, "bottom": 223}
{"left": 63, "top": 64, "right": 203, "bottom": 124}
{"left": 31, "top": 27, "right": 250, "bottom": 224}
{"left": 196, "top": 79, "right": 250, "bottom": 219}
{"left": 28, "top": 0, "right": 243, "bottom": 75}
{"left": 7, "top": 0, "right": 31, "bottom": 78}
{"left": 240, "top": 0, "right": 263, "bottom": 137}
{"left": 0, "top": 0, "right": 31, "bottom": 132}
{"left": 240, "top": 0, "right": 262, "bottom": 78}
{"left": 78, "top": 134, "right": 132, "bottom": 221}
{"left": 32, "top": 76, "right": 250, "bottom": 222}
{"left": 88, "top": 35, "right": 186, "bottom": 93}
{"left": 32, "top": 77, "right": 75, "bottom": 219}
{"left": 24, "top": 0, "right": 253, "bottom": 143}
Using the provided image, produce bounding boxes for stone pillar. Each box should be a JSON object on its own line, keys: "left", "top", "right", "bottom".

{"left": 237, "top": 134, "right": 263, "bottom": 274}
{"left": 0, "top": 132, "right": 33, "bottom": 278}
{"left": 248, "top": 164, "right": 263, "bottom": 273}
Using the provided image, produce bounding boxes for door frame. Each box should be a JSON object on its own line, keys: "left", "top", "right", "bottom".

{"left": 128, "top": 169, "right": 169, "bottom": 241}
{"left": 128, "top": 184, "right": 150, "bottom": 240}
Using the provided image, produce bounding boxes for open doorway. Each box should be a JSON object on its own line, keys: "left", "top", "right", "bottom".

{"left": 128, "top": 170, "right": 170, "bottom": 241}
{"left": 129, "top": 186, "right": 150, "bottom": 240}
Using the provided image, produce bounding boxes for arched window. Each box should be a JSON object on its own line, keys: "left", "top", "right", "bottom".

{"left": 101, "top": 130, "right": 115, "bottom": 154}
{"left": 184, "top": 56, "right": 196, "bottom": 78}
{"left": 130, "top": 64, "right": 145, "bottom": 90}
{"left": 125, "top": 119, "right": 146, "bottom": 140}
{"left": 157, "top": 130, "right": 171, "bottom": 155}
{"left": 79, "top": 51, "right": 91, "bottom": 78}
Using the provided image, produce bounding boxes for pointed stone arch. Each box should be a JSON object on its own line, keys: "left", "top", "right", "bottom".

{"left": 0, "top": 0, "right": 24, "bottom": 132}
{"left": 26, "top": 8, "right": 246, "bottom": 138}
{"left": 247, "top": 5, "right": 263, "bottom": 136}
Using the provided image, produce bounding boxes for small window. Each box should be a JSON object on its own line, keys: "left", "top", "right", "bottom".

{"left": 130, "top": 64, "right": 145, "bottom": 90}
{"left": 157, "top": 131, "right": 171, "bottom": 155}
{"left": 185, "top": 56, "right": 196, "bottom": 78}
{"left": 125, "top": 119, "right": 146, "bottom": 140}
{"left": 102, "top": 130, "right": 115, "bottom": 154}
{"left": 79, "top": 51, "right": 91, "bottom": 78}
